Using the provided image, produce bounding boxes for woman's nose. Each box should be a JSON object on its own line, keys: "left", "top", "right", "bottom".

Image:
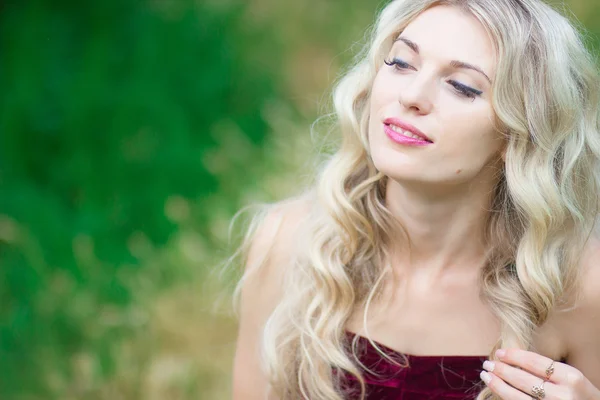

{"left": 397, "top": 74, "right": 434, "bottom": 115}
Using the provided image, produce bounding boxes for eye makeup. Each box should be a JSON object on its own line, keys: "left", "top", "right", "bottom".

{"left": 383, "top": 57, "right": 483, "bottom": 100}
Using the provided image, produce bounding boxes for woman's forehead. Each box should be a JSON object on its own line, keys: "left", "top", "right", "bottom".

{"left": 398, "top": 5, "right": 497, "bottom": 79}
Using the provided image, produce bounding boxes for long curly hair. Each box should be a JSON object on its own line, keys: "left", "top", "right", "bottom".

{"left": 231, "top": 0, "right": 600, "bottom": 398}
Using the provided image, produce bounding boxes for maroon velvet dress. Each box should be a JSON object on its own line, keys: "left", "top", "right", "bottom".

{"left": 337, "top": 331, "right": 487, "bottom": 399}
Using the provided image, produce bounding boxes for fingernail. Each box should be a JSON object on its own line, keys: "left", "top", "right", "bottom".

{"left": 480, "top": 370, "right": 492, "bottom": 384}
{"left": 495, "top": 349, "right": 506, "bottom": 358}
{"left": 483, "top": 360, "right": 495, "bottom": 372}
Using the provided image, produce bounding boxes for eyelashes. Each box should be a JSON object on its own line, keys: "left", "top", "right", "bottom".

{"left": 383, "top": 57, "right": 483, "bottom": 100}
{"left": 384, "top": 57, "right": 413, "bottom": 70}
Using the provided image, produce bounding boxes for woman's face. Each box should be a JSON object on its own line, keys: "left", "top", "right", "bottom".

{"left": 368, "top": 5, "right": 504, "bottom": 188}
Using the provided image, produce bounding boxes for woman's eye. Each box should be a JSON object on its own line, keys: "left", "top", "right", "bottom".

{"left": 383, "top": 58, "right": 483, "bottom": 101}
{"left": 448, "top": 80, "right": 482, "bottom": 100}
{"left": 384, "top": 57, "right": 412, "bottom": 70}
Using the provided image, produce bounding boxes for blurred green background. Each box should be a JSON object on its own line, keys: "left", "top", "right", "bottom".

{"left": 0, "top": 0, "right": 598, "bottom": 399}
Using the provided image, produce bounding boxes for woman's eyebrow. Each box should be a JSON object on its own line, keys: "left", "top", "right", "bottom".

{"left": 394, "top": 36, "right": 492, "bottom": 84}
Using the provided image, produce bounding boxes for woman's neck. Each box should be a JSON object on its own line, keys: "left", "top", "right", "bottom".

{"left": 384, "top": 176, "right": 495, "bottom": 275}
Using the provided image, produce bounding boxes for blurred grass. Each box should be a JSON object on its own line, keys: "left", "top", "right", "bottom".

{"left": 1, "top": 0, "right": 599, "bottom": 399}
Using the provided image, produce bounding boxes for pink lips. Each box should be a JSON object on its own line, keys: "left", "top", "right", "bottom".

{"left": 383, "top": 117, "right": 432, "bottom": 146}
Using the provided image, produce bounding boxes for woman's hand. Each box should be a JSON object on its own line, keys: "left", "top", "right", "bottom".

{"left": 480, "top": 349, "right": 600, "bottom": 399}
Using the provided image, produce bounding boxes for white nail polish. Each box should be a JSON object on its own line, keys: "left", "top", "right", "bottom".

{"left": 480, "top": 370, "right": 492, "bottom": 384}
{"left": 483, "top": 360, "right": 495, "bottom": 372}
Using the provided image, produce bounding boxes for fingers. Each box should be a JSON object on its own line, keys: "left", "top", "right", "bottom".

{"left": 483, "top": 360, "right": 564, "bottom": 399}
{"left": 483, "top": 349, "right": 593, "bottom": 399}
{"left": 496, "top": 349, "right": 564, "bottom": 383}
{"left": 480, "top": 370, "right": 532, "bottom": 400}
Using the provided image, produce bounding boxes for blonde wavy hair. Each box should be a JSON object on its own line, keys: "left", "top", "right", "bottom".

{"left": 231, "top": 0, "right": 600, "bottom": 398}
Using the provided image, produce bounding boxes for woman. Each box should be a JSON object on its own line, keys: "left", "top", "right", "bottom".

{"left": 231, "top": 0, "right": 600, "bottom": 399}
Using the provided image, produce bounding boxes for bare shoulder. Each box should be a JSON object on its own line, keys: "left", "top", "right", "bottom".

{"left": 569, "top": 232, "right": 600, "bottom": 315}
{"left": 246, "top": 195, "right": 313, "bottom": 273}
{"left": 554, "top": 231, "right": 600, "bottom": 385}
{"left": 579, "top": 232, "right": 600, "bottom": 303}
{"left": 231, "top": 194, "right": 314, "bottom": 400}
{"left": 237, "top": 195, "right": 312, "bottom": 311}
